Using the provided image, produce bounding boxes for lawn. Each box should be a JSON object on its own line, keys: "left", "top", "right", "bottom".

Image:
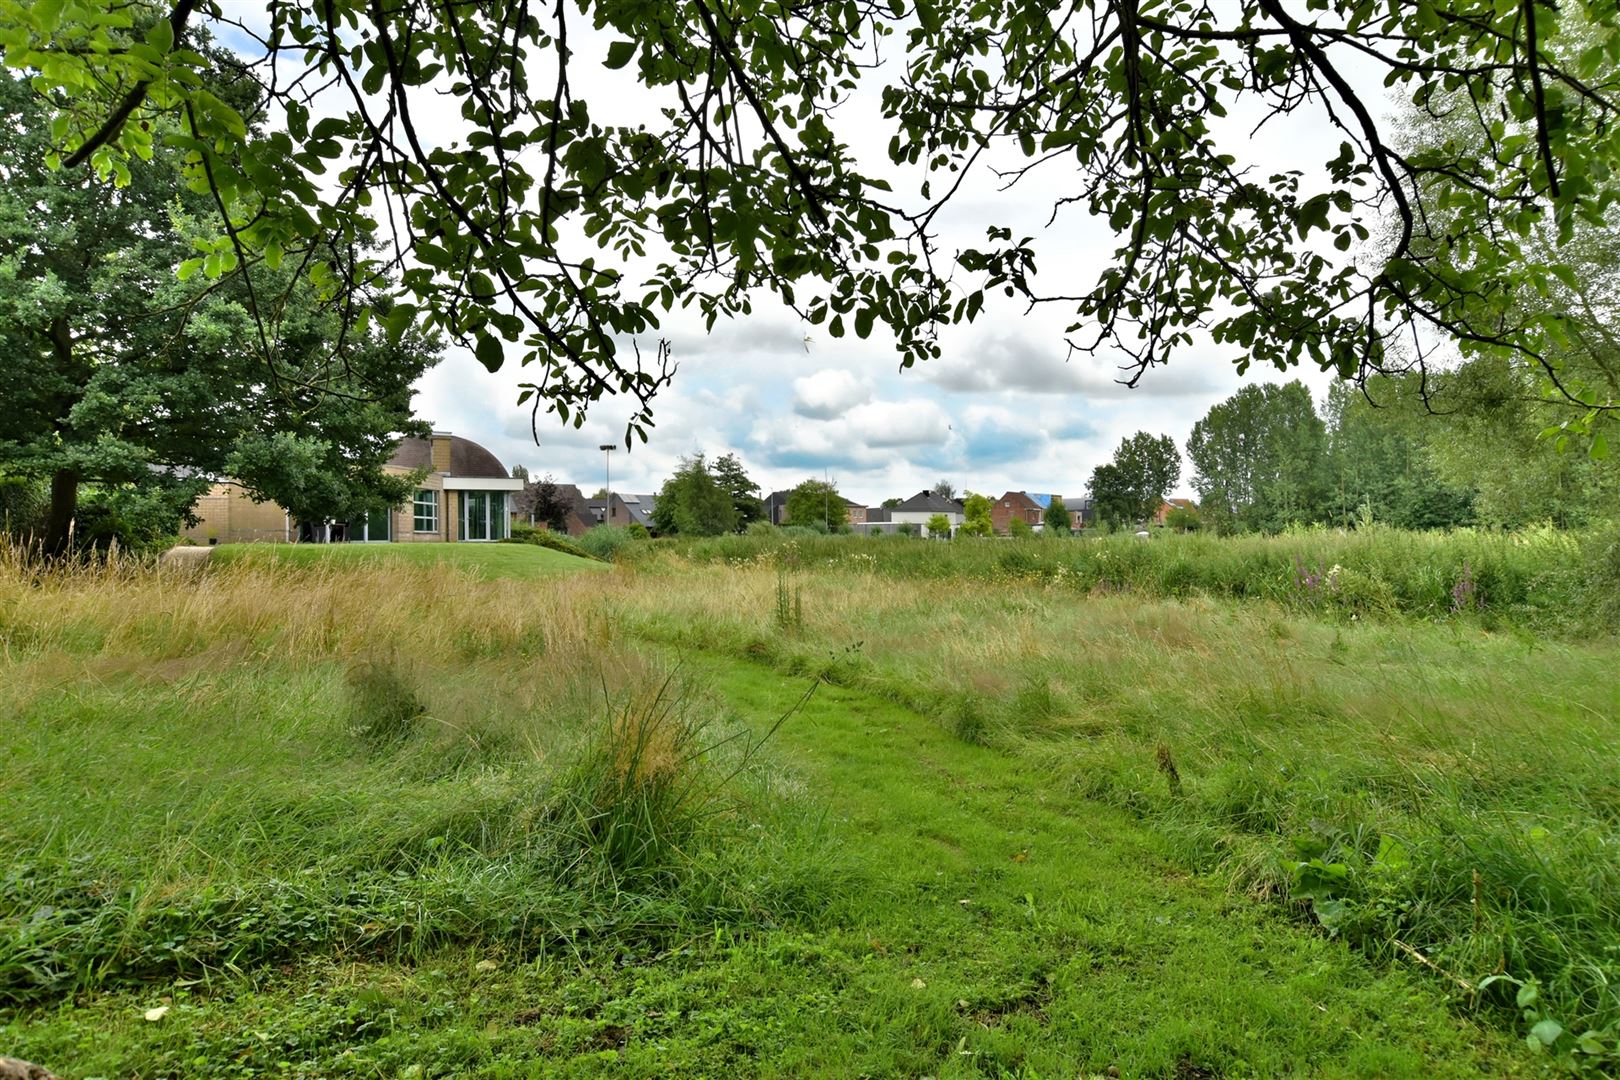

{"left": 2, "top": 535, "right": 1612, "bottom": 1076}
{"left": 209, "top": 539, "right": 604, "bottom": 578}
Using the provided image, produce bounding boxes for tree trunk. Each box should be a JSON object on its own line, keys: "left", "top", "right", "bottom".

{"left": 42, "top": 468, "right": 79, "bottom": 559}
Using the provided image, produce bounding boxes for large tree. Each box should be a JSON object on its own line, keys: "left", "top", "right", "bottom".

{"left": 1187, "top": 381, "right": 1329, "bottom": 532}
{"left": 784, "top": 479, "right": 847, "bottom": 531}
{"left": 712, "top": 452, "right": 764, "bottom": 530}
{"left": 652, "top": 453, "right": 737, "bottom": 536}
{"left": 0, "top": 68, "right": 436, "bottom": 555}
{"left": 9, "top": 2, "right": 1619, "bottom": 445}
{"left": 1088, "top": 432, "right": 1180, "bottom": 526}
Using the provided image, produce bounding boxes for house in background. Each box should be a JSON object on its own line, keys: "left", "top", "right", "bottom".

{"left": 764, "top": 489, "right": 865, "bottom": 529}
{"left": 1065, "top": 497, "right": 1096, "bottom": 531}
{"left": 520, "top": 481, "right": 594, "bottom": 536}
{"left": 589, "top": 492, "right": 659, "bottom": 530}
{"left": 183, "top": 431, "right": 524, "bottom": 544}
{"left": 991, "top": 491, "right": 1045, "bottom": 534}
{"left": 1154, "top": 498, "right": 1197, "bottom": 525}
{"left": 887, "top": 491, "right": 965, "bottom": 537}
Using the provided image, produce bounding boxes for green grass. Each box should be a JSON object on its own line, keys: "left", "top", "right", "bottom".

{"left": 632, "top": 523, "right": 1620, "bottom": 631}
{"left": 3, "top": 544, "right": 1611, "bottom": 1075}
{"left": 609, "top": 558, "right": 1620, "bottom": 1067}
{"left": 210, "top": 539, "right": 604, "bottom": 578}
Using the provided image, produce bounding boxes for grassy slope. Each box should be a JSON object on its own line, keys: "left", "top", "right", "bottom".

{"left": 210, "top": 540, "right": 604, "bottom": 578}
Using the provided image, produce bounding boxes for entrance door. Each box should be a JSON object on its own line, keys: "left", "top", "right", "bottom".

{"left": 463, "top": 492, "right": 489, "bottom": 541}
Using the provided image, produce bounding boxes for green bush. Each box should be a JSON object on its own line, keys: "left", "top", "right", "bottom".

{"left": 577, "top": 525, "right": 637, "bottom": 560}
{"left": 503, "top": 524, "right": 602, "bottom": 562}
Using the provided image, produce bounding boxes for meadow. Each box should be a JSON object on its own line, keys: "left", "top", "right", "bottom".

{"left": 1, "top": 532, "right": 1615, "bottom": 1076}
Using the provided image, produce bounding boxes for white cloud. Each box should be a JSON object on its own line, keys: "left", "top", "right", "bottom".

{"left": 792, "top": 369, "right": 872, "bottom": 419}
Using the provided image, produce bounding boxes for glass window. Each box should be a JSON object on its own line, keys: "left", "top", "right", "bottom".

{"left": 490, "top": 492, "right": 508, "bottom": 540}
{"left": 413, "top": 489, "right": 438, "bottom": 532}
{"left": 464, "top": 491, "right": 489, "bottom": 541}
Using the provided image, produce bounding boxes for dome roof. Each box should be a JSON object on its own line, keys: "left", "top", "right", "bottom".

{"left": 388, "top": 434, "right": 511, "bottom": 478}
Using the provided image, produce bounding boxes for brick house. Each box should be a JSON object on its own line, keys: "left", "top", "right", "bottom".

{"left": 182, "top": 431, "right": 525, "bottom": 544}
{"left": 991, "top": 491, "right": 1045, "bottom": 534}
{"left": 1153, "top": 498, "right": 1197, "bottom": 525}
{"left": 1065, "top": 497, "right": 1096, "bottom": 530}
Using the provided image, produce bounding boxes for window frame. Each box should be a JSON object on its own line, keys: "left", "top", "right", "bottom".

{"left": 413, "top": 489, "right": 439, "bottom": 533}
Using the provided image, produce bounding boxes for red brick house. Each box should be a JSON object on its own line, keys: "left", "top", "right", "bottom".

{"left": 991, "top": 491, "right": 1044, "bottom": 534}
{"left": 1153, "top": 498, "right": 1197, "bottom": 525}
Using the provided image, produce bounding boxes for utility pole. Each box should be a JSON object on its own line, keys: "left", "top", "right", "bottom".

{"left": 599, "top": 443, "right": 615, "bottom": 525}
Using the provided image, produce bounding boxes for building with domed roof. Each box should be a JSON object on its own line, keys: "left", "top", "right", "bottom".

{"left": 182, "top": 430, "right": 525, "bottom": 544}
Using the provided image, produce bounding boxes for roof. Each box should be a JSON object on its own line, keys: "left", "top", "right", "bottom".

{"left": 389, "top": 435, "right": 511, "bottom": 478}
{"left": 589, "top": 493, "right": 659, "bottom": 528}
{"left": 893, "top": 490, "right": 965, "bottom": 513}
{"left": 1027, "top": 492, "right": 1058, "bottom": 509}
{"left": 997, "top": 491, "right": 1042, "bottom": 509}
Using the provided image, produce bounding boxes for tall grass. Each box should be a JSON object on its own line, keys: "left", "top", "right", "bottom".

{"left": 0, "top": 553, "right": 830, "bottom": 1005}
{"left": 630, "top": 523, "right": 1614, "bottom": 630}
{"left": 604, "top": 559, "right": 1620, "bottom": 1056}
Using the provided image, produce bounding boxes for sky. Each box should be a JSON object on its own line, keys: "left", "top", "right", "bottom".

{"left": 219, "top": 7, "right": 1379, "bottom": 506}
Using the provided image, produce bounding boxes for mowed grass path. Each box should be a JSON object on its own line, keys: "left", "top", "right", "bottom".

{"left": 210, "top": 540, "right": 603, "bottom": 578}
{"left": 5, "top": 653, "right": 1525, "bottom": 1077}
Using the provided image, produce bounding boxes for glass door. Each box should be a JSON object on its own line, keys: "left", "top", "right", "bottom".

{"left": 464, "top": 492, "right": 489, "bottom": 541}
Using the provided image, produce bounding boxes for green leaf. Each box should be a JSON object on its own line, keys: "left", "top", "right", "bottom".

{"left": 177, "top": 257, "right": 204, "bottom": 281}
{"left": 146, "top": 17, "right": 173, "bottom": 55}
{"left": 475, "top": 332, "right": 505, "bottom": 372}
{"left": 1529, "top": 1019, "right": 1563, "bottom": 1048}
{"left": 604, "top": 41, "right": 637, "bottom": 70}
{"left": 1590, "top": 432, "right": 1609, "bottom": 460}
{"left": 385, "top": 303, "right": 418, "bottom": 345}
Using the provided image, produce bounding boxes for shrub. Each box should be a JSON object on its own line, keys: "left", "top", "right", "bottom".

{"left": 1008, "top": 517, "right": 1035, "bottom": 539}
{"left": 578, "top": 525, "right": 637, "bottom": 560}
{"left": 747, "top": 520, "right": 780, "bottom": 536}
{"left": 504, "top": 524, "right": 602, "bottom": 561}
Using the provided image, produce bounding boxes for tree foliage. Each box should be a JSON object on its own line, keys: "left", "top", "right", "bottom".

{"left": 1187, "top": 382, "right": 1328, "bottom": 532}
{"left": 925, "top": 512, "right": 952, "bottom": 539}
{"left": 653, "top": 453, "right": 736, "bottom": 536}
{"left": 1043, "top": 495, "right": 1070, "bottom": 535}
{"left": 11, "top": 1, "right": 1619, "bottom": 438}
{"left": 0, "top": 68, "right": 435, "bottom": 553}
{"left": 1089, "top": 432, "right": 1180, "bottom": 526}
{"left": 712, "top": 452, "right": 764, "bottom": 529}
{"left": 784, "top": 478, "right": 846, "bottom": 531}
{"left": 959, "top": 492, "right": 994, "bottom": 537}
{"left": 515, "top": 473, "right": 580, "bottom": 533}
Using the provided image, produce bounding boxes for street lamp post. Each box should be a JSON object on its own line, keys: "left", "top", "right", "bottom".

{"left": 598, "top": 444, "right": 615, "bottom": 524}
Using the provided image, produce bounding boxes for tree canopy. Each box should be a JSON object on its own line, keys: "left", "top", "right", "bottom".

{"left": 1043, "top": 496, "right": 1070, "bottom": 535}
{"left": 784, "top": 478, "right": 846, "bottom": 531}
{"left": 1089, "top": 432, "right": 1180, "bottom": 526}
{"left": 0, "top": 67, "right": 435, "bottom": 554}
{"left": 959, "top": 492, "right": 994, "bottom": 536}
{"left": 1187, "top": 381, "right": 1328, "bottom": 532}
{"left": 653, "top": 453, "right": 736, "bottom": 535}
{"left": 9, "top": 1, "right": 1620, "bottom": 442}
